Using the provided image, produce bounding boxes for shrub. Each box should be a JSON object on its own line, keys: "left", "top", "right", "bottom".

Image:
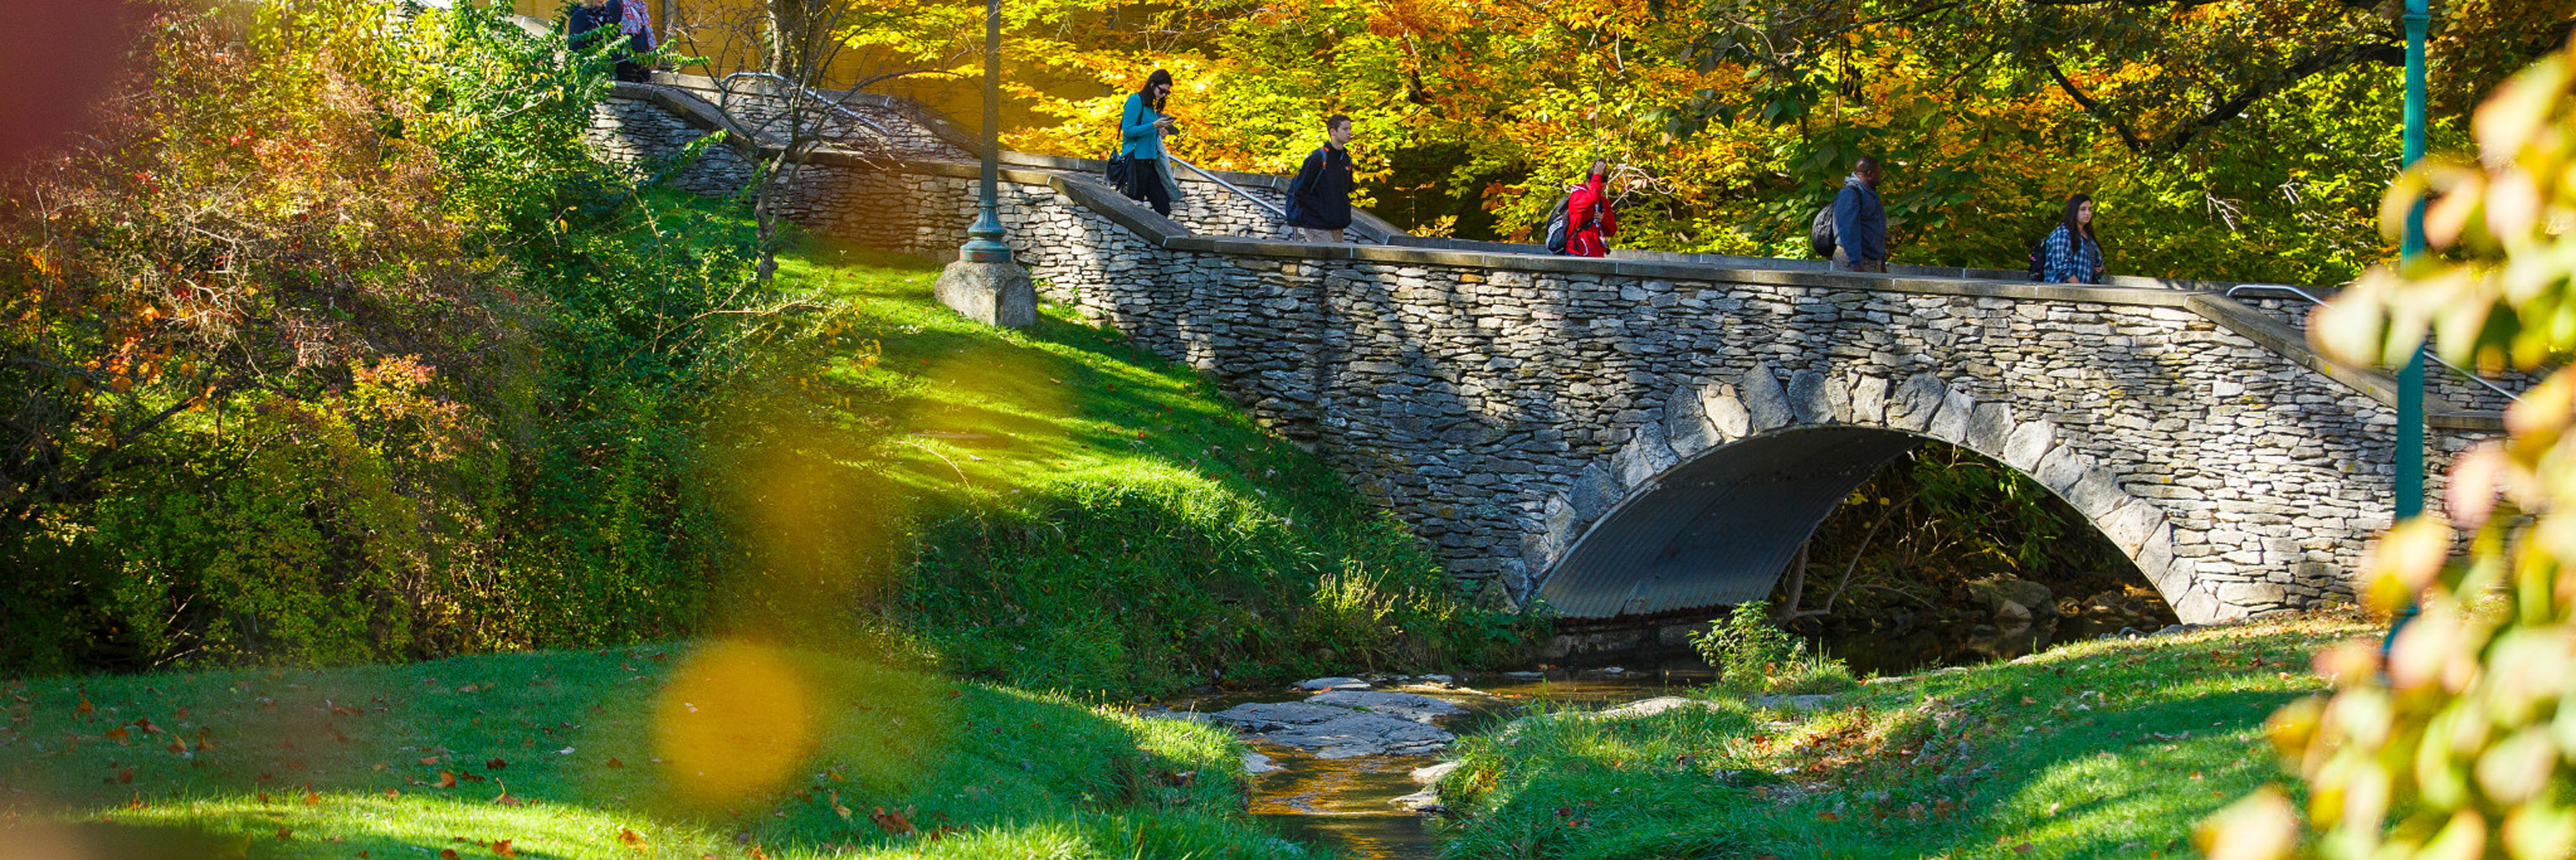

{"left": 0, "top": 0, "right": 769, "bottom": 670}
{"left": 1688, "top": 600, "right": 1846, "bottom": 692}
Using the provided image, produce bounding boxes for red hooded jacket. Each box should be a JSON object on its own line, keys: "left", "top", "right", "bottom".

{"left": 1565, "top": 175, "right": 1618, "bottom": 258}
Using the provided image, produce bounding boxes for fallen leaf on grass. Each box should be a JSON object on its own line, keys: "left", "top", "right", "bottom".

{"left": 440, "top": 851, "right": 459, "bottom": 860}
{"left": 302, "top": 790, "right": 319, "bottom": 805}
{"left": 383, "top": 788, "right": 400, "bottom": 799}
{"left": 104, "top": 727, "right": 128, "bottom": 742}
{"left": 617, "top": 829, "right": 647, "bottom": 852}
{"left": 486, "top": 757, "right": 506, "bottom": 770}
{"left": 76, "top": 696, "right": 93, "bottom": 715}
{"left": 605, "top": 757, "right": 623, "bottom": 769}
{"left": 420, "top": 756, "right": 442, "bottom": 765}
{"left": 870, "top": 806, "right": 916, "bottom": 836}
{"left": 490, "top": 839, "right": 515, "bottom": 857}
{"left": 436, "top": 771, "right": 457, "bottom": 789}
{"left": 275, "top": 828, "right": 292, "bottom": 840}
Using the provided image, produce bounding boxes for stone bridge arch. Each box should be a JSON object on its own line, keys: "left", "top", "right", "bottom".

{"left": 1530, "top": 362, "right": 2196, "bottom": 621}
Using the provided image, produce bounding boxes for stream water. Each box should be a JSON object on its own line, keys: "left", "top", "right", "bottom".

{"left": 1162, "top": 670, "right": 1713, "bottom": 860}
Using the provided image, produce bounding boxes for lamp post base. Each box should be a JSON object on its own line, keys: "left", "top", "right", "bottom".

{"left": 934, "top": 258, "right": 1036, "bottom": 329}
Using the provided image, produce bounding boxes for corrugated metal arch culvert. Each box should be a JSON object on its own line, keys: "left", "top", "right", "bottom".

{"left": 1539, "top": 427, "right": 1921, "bottom": 618}
{"left": 1522, "top": 364, "right": 2205, "bottom": 623}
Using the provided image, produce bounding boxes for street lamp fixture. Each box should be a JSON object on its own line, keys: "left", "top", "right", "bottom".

{"left": 2386, "top": 0, "right": 2430, "bottom": 647}
{"left": 933, "top": 0, "right": 1036, "bottom": 327}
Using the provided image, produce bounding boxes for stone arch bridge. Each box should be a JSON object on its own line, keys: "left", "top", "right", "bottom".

{"left": 592, "top": 76, "right": 2508, "bottom": 624}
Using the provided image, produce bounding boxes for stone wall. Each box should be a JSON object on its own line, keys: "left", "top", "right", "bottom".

{"left": 591, "top": 82, "right": 1373, "bottom": 246}
{"left": 586, "top": 82, "right": 2506, "bottom": 624}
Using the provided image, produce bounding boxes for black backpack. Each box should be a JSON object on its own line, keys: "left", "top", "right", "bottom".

{"left": 1542, "top": 195, "right": 1574, "bottom": 254}
{"left": 2026, "top": 233, "right": 2049, "bottom": 281}
{"left": 1810, "top": 202, "right": 1837, "bottom": 258}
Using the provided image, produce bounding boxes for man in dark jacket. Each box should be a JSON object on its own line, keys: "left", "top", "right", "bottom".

{"left": 1831, "top": 156, "right": 1888, "bottom": 273}
{"left": 1285, "top": 114, "right": 1355, "bottom": 243}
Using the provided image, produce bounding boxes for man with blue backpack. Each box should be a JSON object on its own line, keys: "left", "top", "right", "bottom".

{"left": 1285, "top": 114, "right": 1355, "bottom": 243}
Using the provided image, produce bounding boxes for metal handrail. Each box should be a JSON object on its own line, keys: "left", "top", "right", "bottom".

{"left": 1166, "top": 154, "right": 1291, "bottom": 221}
{"left": 2225, "top": 284, "right": 2523, "bottom": 404}
{"left": 716, "top": 71, "right": 896, "bottom": 145}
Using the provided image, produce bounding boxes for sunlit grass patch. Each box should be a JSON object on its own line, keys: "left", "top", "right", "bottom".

{"left": 1436, "top": 611, "right": 2376, "bottom": 859}
{"left": 0, "top": 645, "right": 1311, "bottom": 859}
{"left": 753, "top": 243, "right": 1535, "bottom": 696}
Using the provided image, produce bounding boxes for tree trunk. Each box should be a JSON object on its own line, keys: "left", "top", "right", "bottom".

{"left": 764, "top": 0, "right": 810, "bottom": 76}
{"left": 1775, "top": 542, "right": 1810, "bottom": 621}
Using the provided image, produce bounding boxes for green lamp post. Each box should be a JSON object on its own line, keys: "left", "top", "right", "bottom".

{"left": 932, "top": 0, "right": 1036, "bottom": 328}
{"left": 2386, "top": 0, "right": 2430, "bottom": 646}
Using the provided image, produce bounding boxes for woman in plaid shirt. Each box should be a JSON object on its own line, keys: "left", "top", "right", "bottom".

{"left": 2041, "top": 194, "right": 2105, "bottom": 284}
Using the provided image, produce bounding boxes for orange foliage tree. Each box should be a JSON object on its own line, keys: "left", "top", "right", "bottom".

{"left": 856, "top": 0, "right": 2571, "bottom": 282}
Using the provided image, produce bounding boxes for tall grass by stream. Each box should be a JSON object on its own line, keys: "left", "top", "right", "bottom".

{"left": 1435, "top": 611, "right": 2371, "bottom": 859}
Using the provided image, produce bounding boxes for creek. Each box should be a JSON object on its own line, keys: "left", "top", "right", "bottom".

{"left": 1171, "top": 607, "right": 2172, "bottom": 857}
{"left": 1154, "top": 670, "right": 1712, "bottom": 860}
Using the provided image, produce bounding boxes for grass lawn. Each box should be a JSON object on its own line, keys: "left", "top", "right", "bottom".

{"left": 1434, "top": 611, "right": 2373, "bottom": 859}
{"left": 0, "top": 644, "right": 1314, "bottom": 859}
{"left": 744, "top": 245, "right": 1527, "bottom": 697}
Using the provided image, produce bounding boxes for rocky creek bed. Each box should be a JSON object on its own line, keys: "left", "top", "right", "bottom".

{"left": 1144, "top": 671, "right": 1720, "bottom": 859}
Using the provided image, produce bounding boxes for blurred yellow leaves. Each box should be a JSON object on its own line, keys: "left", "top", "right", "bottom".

{"left": 2210, "top": 35, "right": 2576, "bottom": 860}
{"left": 652, "top": 640, "right": 816, "bottom": 808}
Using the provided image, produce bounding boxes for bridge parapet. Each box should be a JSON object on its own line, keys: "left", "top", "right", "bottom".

{"left": 589, "top": 84, "right": 2504, "bottom": 623}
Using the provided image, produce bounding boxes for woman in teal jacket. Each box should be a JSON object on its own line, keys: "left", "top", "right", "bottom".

{"left": 1119, "top": 70, "right": 1183, "bottom": 216}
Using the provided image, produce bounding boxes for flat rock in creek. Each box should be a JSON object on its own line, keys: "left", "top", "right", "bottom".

{"left": 1292, "top": 677, "right": 1372, "bottom": 691}
{"left": 1305, "top": 690, "right": 1468, "bottom": 723}
{"left": 1409, "top": 760, "right": 1462, "bottom": 784}
{"left": 1752, "top": 694, "right": 1838, "bottom": 711}
{"left": 1203, "top": 701, "right": 1452, "bottom": 758}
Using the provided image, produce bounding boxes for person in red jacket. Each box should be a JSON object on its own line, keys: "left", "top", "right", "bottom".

{"left": 1565, "top": 159, "right": 1618, "bottom": 258}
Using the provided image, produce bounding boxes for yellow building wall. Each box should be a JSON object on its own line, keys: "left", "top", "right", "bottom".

{"left": 510, "top": 1, "right": 1100, "bottom": 147}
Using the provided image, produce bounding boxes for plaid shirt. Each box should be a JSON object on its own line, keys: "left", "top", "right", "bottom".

{"left": 621, "top": 0, "right": 654, "bottom": 43}
{"left": 2042, "top": 224, "right": 2102, "bottom": 284}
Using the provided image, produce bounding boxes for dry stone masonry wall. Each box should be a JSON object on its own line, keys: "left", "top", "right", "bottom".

{"left": 589, "top": 82, "right": 2503, "bottom": 624}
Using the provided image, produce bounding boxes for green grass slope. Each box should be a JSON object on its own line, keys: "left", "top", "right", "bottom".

{"left": 735, "top": 246, "right": 1531, "bottom": 697}
{"left": 1434, "top": 612, "right": 2371, "bottom": 859}
{"left": 0, "top": 644, "right": 1312, "bottom": 859}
